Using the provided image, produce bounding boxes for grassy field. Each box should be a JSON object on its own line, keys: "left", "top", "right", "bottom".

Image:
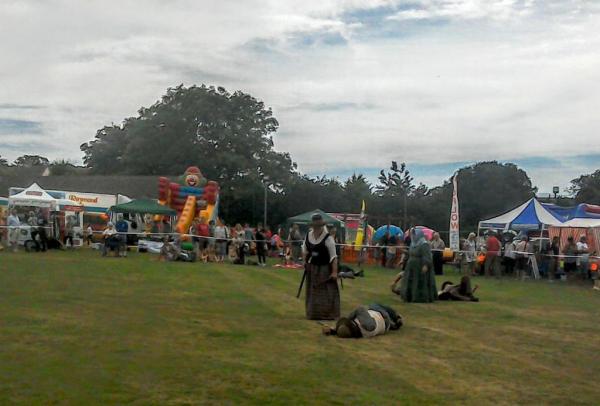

{"left": 1, "top": 250, "right": 599, "bottom": 405}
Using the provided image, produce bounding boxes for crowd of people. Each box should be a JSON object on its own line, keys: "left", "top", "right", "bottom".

{"left": 4, "top": 207, "right": 597, "bottom": 287}
{"left": 365, "top": 226, "right": 598, "bottom": 286}
{"left": 2, "top": 208, "right": 53, "bottom": 252}
{"left": 475, "top": 231, "right": 596, "bottom": 282}
{"left": 147, "top": 219, "right": 309, "bottom": 266}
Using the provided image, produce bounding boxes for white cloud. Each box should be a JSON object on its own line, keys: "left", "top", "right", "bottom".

{"left": 0, "top": 0, "right": 599, "bottom": 192}
{"left": 386, "top": 0, "right": 537, "bottom": 22}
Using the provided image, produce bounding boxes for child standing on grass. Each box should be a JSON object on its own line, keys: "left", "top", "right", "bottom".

{"left": 85, "top": 224, "right": 94, "bottom": 245}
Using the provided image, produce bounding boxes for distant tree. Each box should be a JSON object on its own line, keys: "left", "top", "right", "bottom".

{"left": 422, "top": 161, "right": 537, "bottom": 235}
{"left": 376, "top": 161, "right": 414, "bottom": 198}
{"left": 13, "top": 155, "right": 49, "bottom": 167}
{"left": 405, "top": 182, "right": 431, "bottom": 227}
{"left": 80, "top": 125, "right": 128, "bottom": 174}
{"left": 0, "top": 155, "right": 8, "bottom": 166}
{"left": 344, "top": 174, "right": 372, "bottom": 211}
{"left": 373, "top": 161, "right": 415, "bottom": 227}
{"left": 50, "top": 159, "right": 79, "bottom": 176}
{"left": 569, "top": 170, "right": 600, "bottom": 204}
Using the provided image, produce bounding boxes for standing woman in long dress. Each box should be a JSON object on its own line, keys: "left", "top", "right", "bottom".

{"left": 303, "top": 213, "right": 340, "bottom": 320}
{"left": 399, "top": 228, "right": 437, "bottom": 303}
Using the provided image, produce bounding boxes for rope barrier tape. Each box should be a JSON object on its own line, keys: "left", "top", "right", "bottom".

{"left": 2, "top": 225, "right": 597, "bottom": 260}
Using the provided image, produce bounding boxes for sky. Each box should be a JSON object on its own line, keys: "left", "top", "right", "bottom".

{"left": 1, "top": 0, "right": 599, "bottom": 193}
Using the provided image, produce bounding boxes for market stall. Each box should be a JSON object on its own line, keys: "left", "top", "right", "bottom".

{"left": 109, "top": 199, "right": 177, "bottom": 216}
{"left": 548, "top": 216, "right": 600, "bottom": 256}
{"left": 478, "top": 198, "right": 564, "bottom": 233}
{"left": 286, "top": 209, "right": 345, "bottom": 236}
{"left": 109, "top": 199, "right": 178, "bottom": 250}
{"left": 8, "top": 183, "right": 57, "bottom": 209}
{"left": 7, "top": 183, "right": 59, "bottom": 247}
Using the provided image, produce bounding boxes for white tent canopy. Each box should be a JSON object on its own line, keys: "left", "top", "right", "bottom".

{"left": 8, "top": 183, "right": 57, "bottom": 209}
{"left": 552, "top": 218, "right": 600, "bottom": 228}
{"left": 117, "top": 194, "right": 132, "bottom": 204}
{"left": 478, "top": 198, "right": 564, "bottom": 231}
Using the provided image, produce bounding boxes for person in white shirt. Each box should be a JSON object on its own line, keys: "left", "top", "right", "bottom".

{"left": 85, "top": 225, "right": 94, "bottom": 245}
{"left": 515, "top": 236, "right": 532, "bottom": 279}
{"left": 213, "top": 223, "right": 228, "bottom": 262}
{"left": 577, "top": 236, "right": 590, "bottom": 278}
{"left": 27, "top": 211, "right": 37, "bottom": 227}
{"left": 7, "top": 209, "right": 21, "bottom": 252}
{"left": 301, "top": 213, "right": 339, "bottom": 320}
{"left": 102, "top": 222, "right": 117, "bottom": 256}
{"left": 322, "top": 303, "right": 403, "bottom": 339}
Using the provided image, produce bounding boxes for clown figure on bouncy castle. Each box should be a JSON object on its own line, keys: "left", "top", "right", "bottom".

{"left": 157, "top": 166, "right": 220, "bottom": 246}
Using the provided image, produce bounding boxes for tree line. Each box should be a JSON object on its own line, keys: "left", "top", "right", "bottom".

{"left": 3, "top": 84, "right": 600, "bottom": 236}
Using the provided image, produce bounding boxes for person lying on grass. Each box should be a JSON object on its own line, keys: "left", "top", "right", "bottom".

{"left": 159, "top": 235, "right": 197, "bottom": 262}
{"left": 437, "top": 276, "right": 480, "bottom": 302}
{"left": 322, "top": 303, "right": 403, "bottom": 339}
{"left": 159, "top": 235, "right": 181, "bottom": 262}
{"left": 338, "top": 264, "right": 364, "bottom": 278}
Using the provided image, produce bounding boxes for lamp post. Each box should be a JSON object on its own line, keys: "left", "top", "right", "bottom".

{"left": 403, "top": 191, "right": 407, "bottom": 229}
{"left": 263, "top": 176, "right": 270, "bottom": 228}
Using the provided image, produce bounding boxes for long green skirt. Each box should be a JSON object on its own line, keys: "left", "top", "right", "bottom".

{"left": 400, "top": 244, "right": 437, "bottom": 303}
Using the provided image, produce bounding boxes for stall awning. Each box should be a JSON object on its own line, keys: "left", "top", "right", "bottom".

{"left": 8, "top": 183, "right": 57, "bottom": 208}
{"left": 109, "top": 199, "right": 176, "bottom": 216}
{"left": 286, "top": 209, "right": 345, "bottom": 228}
{"left": 479, "top": 198, "right": 564, "bottom": 230}
{"left": 550, "top": 218, "right": 600, "bottom": 228}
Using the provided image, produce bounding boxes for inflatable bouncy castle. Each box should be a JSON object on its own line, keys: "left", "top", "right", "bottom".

{"left": 158, "top": 166, "right": 219, "bottom": 234}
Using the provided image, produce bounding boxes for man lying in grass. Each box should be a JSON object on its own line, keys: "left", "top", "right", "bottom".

{"left": 322, "top": 303, "right": 403, "bottom": 339}
{"left": 437, "top": 276, "right": 480, "bottom": 302}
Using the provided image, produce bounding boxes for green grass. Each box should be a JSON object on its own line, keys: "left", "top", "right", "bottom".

{"left": 1, "top": 250, "right": 599, "bottom": 405}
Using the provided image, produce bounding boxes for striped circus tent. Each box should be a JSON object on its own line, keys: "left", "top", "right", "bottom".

{"left": 548, "top": 217, "right": 600, "bottom": 256}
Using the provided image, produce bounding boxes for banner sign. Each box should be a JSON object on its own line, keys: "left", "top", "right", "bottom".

{"left": 449, "top": 175, "right": 460, "bottom": 251}
{"left": 67, "top": 192, "right": 116, "bottom": 209}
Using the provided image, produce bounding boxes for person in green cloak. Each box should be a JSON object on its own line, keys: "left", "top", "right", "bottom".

{"left": 398, "top": 227, "right": 437, "bottom": 303}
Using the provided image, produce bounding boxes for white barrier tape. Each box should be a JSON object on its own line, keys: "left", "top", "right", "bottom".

{"left": 3, "top": 225, "right": 597, "bottom": 260}
{"left": 94, "top": 232, "right": 600, "bottom": 260}
{"left": 0, "top": 225, "right": 53, "bottom": 230}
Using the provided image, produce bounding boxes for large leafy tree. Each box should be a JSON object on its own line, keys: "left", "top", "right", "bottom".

{"left": 569, "top": 170, "right": 600, "bottom": 204}
{"left": 81, "top": 84, "right": 294, "bottom": 181}
{"left": 81, "top": 84, "right": 297, "bottom": 224}
{"left": 13, "top": 155, "right": 49, "bottom": 167}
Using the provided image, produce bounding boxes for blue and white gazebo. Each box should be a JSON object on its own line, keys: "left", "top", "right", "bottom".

{"left": 478, "top": 198, "right": 564, "bottom": 232}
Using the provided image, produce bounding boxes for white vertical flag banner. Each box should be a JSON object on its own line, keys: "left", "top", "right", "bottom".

{"left": 449, "top": 174, "right": 460, "bottom": 251}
